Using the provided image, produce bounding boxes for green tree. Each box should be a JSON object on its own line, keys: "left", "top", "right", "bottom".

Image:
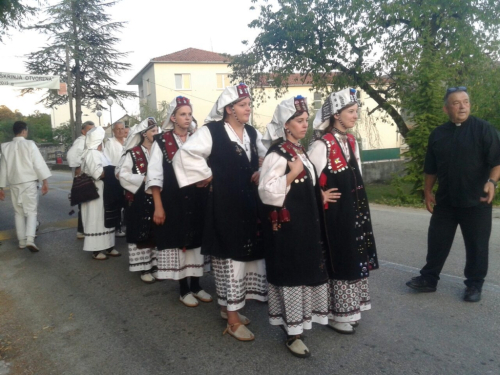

{"left": 25, "top": 111, "right": 52, "bottom": 143}
{"left": 129, "top": 101, "right": 170, "bottom": 127}
{"left": 52, "top": 122, "right": 73, "bottom": 150}
{"left": 232, "top": 0, "right": 500, "bottom": 138}
{"left": 0, "top": 0, "right": 35, "bottom": 42}
{"left": 22, "top": 0, "right": 135, "bottom": 140}
{"left": 400, "top": 46, "right": 448, "bottom": 199}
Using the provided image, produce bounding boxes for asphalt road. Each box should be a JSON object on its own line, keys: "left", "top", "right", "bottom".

{"left": 0, "top": 171, "right": 499, "bottom": 375}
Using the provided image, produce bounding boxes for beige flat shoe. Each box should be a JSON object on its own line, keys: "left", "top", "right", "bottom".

{"left": 193, "top": 289, "right": 213, "bottom": 302}
{"left": 328, "top": 320, "right": 355, "bottom": 334}
{"left": 220, "top": 311, "right": 251, "bottom": 325}
{"left": 179, "top": 293, "right": 199, "bottom": 307}
{"left": 286, "top": 336, "right": 311, "bottom": 358}
{"left": 223, "top": 322, "right": 254, "bottom": 341}
{"left": 140, "top": 273, "right": 156, "bottom": 284}
{"left": 106, "top": 248, "right": 121, "bottom": 257}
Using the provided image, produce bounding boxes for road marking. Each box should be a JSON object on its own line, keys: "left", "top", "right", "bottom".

{"left": 380, "top": 260, "right": 500, "bottom": 293}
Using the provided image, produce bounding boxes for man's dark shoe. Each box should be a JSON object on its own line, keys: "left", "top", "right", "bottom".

{"left": 406, "top": 276, "right": 437, "bottom": 292}
{"left": 463, "top": 286, "right": 481, "bottom": 302}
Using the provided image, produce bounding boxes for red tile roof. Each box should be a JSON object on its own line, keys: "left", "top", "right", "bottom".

{"left": 152, "top": 48, "right": 231, "bottom": 63}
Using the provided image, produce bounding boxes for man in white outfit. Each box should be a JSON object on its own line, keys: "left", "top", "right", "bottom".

{"left": 103, "top": 120, "right": 126, "bottom": 237}
{"left": 67, "top": 120, "right": 95, "bottom": 239}
{"left": 0, "top": 121, "right": 51, "bottom": 252}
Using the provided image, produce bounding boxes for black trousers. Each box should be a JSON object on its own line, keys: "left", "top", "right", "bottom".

{"left": 77, "top": 204, "right": 84, "bottom": 233}
{"left": 420, "top": 204, "right": 491, "bottom": 289}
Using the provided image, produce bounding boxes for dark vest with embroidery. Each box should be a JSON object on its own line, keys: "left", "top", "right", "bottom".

{"left": 124, "top": 146, "right": 154, "bottom": 244}
{"left": 152, "top": 131, "right": 207, "bottom": 251}
{"left": 202, "top": 121, "right": 264, "bottom": 261}
{"left": 262, "top": 141, "right": 330, "bottom": 287}
{"left": 318, "top": 133, "right": 378, "bottom": 280}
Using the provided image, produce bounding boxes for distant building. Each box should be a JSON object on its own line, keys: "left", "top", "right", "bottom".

{"left": 128, "top": 47, "right": 404, "bottom": 157}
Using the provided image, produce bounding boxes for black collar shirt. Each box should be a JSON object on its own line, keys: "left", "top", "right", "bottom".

{"left": 424, "top": 116, "right": 500, "bottom": 207}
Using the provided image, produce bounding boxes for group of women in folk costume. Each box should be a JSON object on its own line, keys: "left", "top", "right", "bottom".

{"left": 85, "top": 82, "right": 377, "bottom": 358}
{"left": 258, "top": 88, "right": 379, "bottom": 357}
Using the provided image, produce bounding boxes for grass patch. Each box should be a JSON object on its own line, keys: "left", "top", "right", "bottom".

{"left": 365, "top": 182, "right": 425, "bottom": 208}
{"left": 366, "top": 181, "right": 500, "bottom": 208}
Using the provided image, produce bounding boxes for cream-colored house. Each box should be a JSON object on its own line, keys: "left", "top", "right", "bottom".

{"left": 128, "top": 48, "right": 233, "bottom": 125}
{"left": 128, "top": 48, "right": 403, "bottom": 158}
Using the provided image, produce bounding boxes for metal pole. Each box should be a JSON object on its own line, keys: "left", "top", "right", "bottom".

{"left": 66, "top": 45, "right": 76, "bottom": 141}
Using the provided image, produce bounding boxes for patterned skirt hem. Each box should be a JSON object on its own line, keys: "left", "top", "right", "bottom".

{"left": 129, "top": 258, "right": 157, "bottom": 272}
{"left": 270, "top": 314, "right": 329, "bottom": 335}
{"left": 217, "top": 291, "right": 268, "bottom": 311}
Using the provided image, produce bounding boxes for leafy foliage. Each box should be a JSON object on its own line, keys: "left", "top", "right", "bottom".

{"left": 22, "top": 0, "right": 135, "bottom": 138}
{"left": 129, "top": 101, "right": 170, "bottom": 127}
{"left": 0, "top": 105, "right": 52, "bottom": 143}
{"left": 0, "top": 0, "right": 35, "bottom": 42}
{"left": 52, "top": 121, "right": 73, "bottom": 150}
{"left": 232, "top": 0, "right": 500, "bottom": 139}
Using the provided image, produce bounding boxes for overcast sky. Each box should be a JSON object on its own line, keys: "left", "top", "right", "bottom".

{"left": 0, "top": 0, "right": 264, "bottom": 118}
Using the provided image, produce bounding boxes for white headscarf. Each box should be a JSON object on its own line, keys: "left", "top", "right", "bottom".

{"left": 313, "top": 88, "right": 360, "bottom": 130}
{"left": 262, "top": 96, "right": 308, "bottom": 148}
{"left": 85, "top": 126, "right": 105, "bottom": 150}
{"left": 204, "top": 83, "right": 251, "bottom": 124}
{"left": 80, "top": 126, "right": 105, "bottom": 163}
{"left": 161, "top": 96, "right": 192, "bottom": 130}
{"left": 123, "top": 117, "right": 158, "bottom": 152}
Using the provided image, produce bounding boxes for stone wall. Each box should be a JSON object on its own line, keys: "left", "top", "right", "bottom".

{"left": 38, "top": 143, "right": 65, "bottom": 163}
{"left": 361, "top": 159, "right": 405, "bottom": 184}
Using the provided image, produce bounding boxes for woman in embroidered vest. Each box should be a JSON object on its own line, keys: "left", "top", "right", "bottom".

{"left": 173, "top": 83, "right": 268, "bottom": 341}
{"left": 146, "top": 97, "right": 212, "bottom": 307}
{"left": 80, "top": 127, "right": 119, "bottom": 260}
{"left": 259, "top": 96, "right": 336, "bottom": 357}
{"left": 308, "top": 88, "right": 379, "bottom": 335}
{"left": 117, "top": 118, "right": 159, "bottom": 283}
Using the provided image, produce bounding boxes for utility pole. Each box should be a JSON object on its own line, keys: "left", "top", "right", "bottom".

{"left": 66, "top": 45, "right": 77, "bottom": 141}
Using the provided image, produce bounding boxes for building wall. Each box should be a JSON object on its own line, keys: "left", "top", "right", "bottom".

{"left": 252, "top": 87, "right": 402, "bottom": 150}
{"left": 137, "top": 62, "right": 402, "bottom": 151}
{"left": 147, "top": 62, "right": 232, "bottom": 124}
{"left": 140, "top": 64, "right": 157, "bottom": 110}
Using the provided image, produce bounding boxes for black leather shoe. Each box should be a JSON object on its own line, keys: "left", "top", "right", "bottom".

{"left": 406, "top": 276, "right": 437, "bottom": 292}
{"left": 463, "top": 286, "right": 481, "bottom": 302}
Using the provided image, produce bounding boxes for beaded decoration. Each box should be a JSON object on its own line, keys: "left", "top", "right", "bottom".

{"left": 321, "top": 133, "right": 356, "bottom": 175}
{"left": 157, "top": 130, "right": 179, "bottom": 164}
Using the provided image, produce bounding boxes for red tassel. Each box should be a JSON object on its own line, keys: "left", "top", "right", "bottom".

{"left": 269, "top": 210, "right": 278, "bottom": 231}
{"left": 319, "top": 173, "right": 327, "bottom": 188}
{"left": 279, "top": 207, "right": 290, "bottom": 223}
{"left": 182, "top": 247, "right": 186, "bottom": 253}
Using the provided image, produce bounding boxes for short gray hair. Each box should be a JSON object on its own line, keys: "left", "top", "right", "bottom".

{"left": 112, "top": 121, "right": 125, "bottom": 130}
{"left": 82, "top": 121, "right": 95, "bottom": 129}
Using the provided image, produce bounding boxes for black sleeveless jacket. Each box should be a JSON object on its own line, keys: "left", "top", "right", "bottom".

{"left": 261, "top": 142, "right": 330, "bottom": 286}
{"left": 153, "top": 131, "right": 208, "bottom": 251}
{"left": 201, "top": 121, "right": 265, "bottom": 261}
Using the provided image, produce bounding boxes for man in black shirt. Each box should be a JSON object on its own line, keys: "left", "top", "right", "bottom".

{"left": 406, "top": 87, "right": 500, "bottom": 302}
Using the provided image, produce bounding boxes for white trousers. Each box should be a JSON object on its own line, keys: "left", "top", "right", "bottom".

{"left": 9, "top": 181, "right": 39, "bottom": 242}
